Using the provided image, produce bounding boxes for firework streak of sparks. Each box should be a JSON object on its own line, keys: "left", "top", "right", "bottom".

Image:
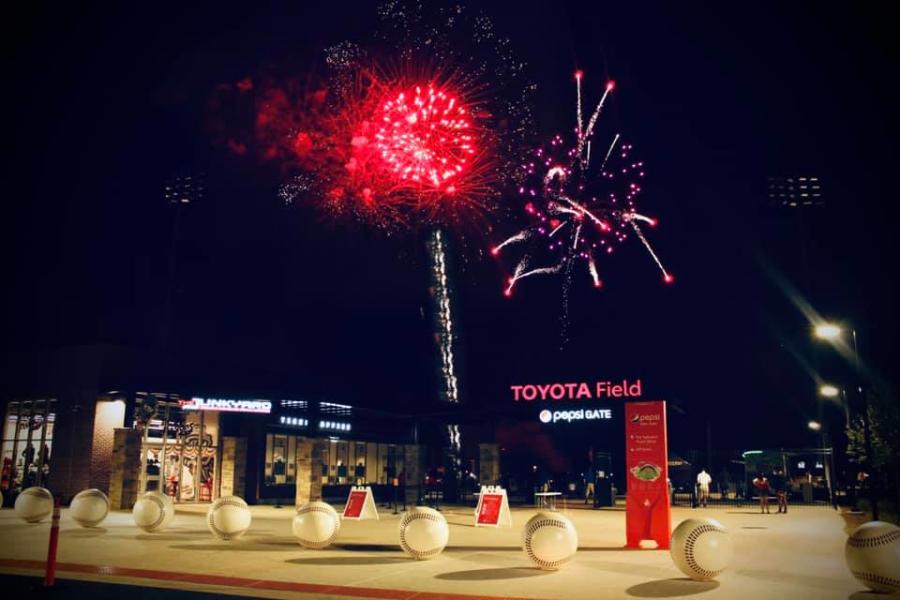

{"left": 492, "top": 73, "right": 673, "bottom": 296}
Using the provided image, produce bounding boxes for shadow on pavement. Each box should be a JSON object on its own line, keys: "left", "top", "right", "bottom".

{"left": 435, "top": 567, "right": 551, "bottom": 581}
{"left": 286, "top": 556, "right": 408, "bottom": 566}
{"left": 626, "top": 578, "right": 719, "bottom": 597}
{"left": 849, "top": 591, "right": 890, "bottom": 599}
{"left": 333, "top": 543, "right": 398, "bottom": 552}
{"left": 61, "top": 527, "right": 108, "bottom": 537}
{"left": 168, "top": 542, "right": 297, "bottom": 551}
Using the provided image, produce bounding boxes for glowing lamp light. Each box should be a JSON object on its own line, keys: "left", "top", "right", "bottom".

{"left": 808, "top": 420, "right": 822, "bottom": 432}
{"left": 819, "top": 385, "right": 840, "bottom": 398}
{"left": 814, "top": 323, "right": 842, "bottom": 340}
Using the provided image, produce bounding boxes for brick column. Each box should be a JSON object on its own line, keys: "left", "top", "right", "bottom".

{"left": 220, "top": 437, "right": 248, "bottom": 499}
{"left": 108, "top": 428, "right": 143, "bottom": 510}
{"left": 478, "top": 443, "right": 500, "bottom": 487}
{"left": 294, "top": 438, "right": 312, "bottom": 506}
{"left": 309, "top": 439, "right": 328, "bottom": 501}
{"left": 404, "top": 444, "right": 426, "bottom": 506}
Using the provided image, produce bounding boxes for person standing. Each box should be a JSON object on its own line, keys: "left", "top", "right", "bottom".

{"left": 771, "top": 469, "right": 789, "bottom": 513}
{"left": 752, "top": 473, "right": 772, "bottom": 514}
{"left": 696, "top": 469, "right": 712, "bottom": 508}
{"left": 584, "top": 469, "right": 596, "bottom": 505}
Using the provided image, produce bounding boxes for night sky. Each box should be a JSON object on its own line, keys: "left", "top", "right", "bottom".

{"left": 3, "top": 2, "right": 898, "bottom": 451}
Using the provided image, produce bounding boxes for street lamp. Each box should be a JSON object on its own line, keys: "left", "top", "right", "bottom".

{"left": 807, "top": 420, "right": 822, "bottom": 432}
{"left": 812, "top": 320, "right": 877, "bottom": 520}
{"left": 814, "top": 322, "right": 842, "bottom": 340}
{"left": 819, "top": 384, "right": 839, "bottom": 398}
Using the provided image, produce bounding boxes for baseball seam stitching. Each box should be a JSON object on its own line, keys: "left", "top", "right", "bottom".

{"left": 295, "top": 505, "right": 340, "bottom": 549}
{"left": 208, "top": 497, "right": 249, "bottom": 539}
{"left": 523, "top": 518, "right": 573, "bottom": 569}
{"left": 683, "top": 524, "right": 724, "bottom": 579}
{"left": 399, "top": 511, "right": 447, "bottom": 559}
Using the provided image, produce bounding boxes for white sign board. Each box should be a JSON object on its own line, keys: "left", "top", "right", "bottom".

{"left": 474, "top": 486, "right": 512, "bottom": 528}
{"left": 343, "top": 486, "right": 379, "bottom": 521}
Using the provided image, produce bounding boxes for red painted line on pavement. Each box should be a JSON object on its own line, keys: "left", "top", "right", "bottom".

{"left": 0, "top": 558, "right": 534, "bottom": 600}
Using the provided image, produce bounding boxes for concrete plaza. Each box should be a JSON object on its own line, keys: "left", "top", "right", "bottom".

{"left": 0, "top": 502, "right": 880, "bottom": 599}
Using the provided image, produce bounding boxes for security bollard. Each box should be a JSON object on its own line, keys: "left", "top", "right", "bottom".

{"left": 44, "top": 495, "right": 61, "bottom": 588}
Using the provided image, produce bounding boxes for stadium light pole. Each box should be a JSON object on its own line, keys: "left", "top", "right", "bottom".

{"left": 813, "top": 321, "right": 877, "bottom": 520}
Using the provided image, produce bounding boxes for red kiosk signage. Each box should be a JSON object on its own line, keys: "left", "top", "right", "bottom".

{"left": 624, "top": 401, "right": 671, "bottom": 549}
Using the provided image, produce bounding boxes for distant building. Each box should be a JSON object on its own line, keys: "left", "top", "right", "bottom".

{"left": 767, "top": 176, "right": 823, "bottom": 208}
{"left": 164, "top": 173, "right": 205, "bottom": 205}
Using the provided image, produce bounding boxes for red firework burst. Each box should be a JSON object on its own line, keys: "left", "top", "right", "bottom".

{"left": 372, "top": 85, "right": 475, "bottom": 192}
{"left": 248, "top": 68, "right": 493, "bottom": 229}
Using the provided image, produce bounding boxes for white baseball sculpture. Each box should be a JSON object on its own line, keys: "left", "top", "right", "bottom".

{"left": 292, "top": 501, "right": 341, "bottom": 549}
{"left": 14, "top": 486, "right": 54, "bottom": 523}
{"left": 70, "top": 488, "right": 110, "bottom": 527}
{"left": 207, "top": 495, "right": 252, "bottom": 540}
{"left": 132, "top": 491, "right": 176, "bottom": 533}
{"left": 845, "top": 520, "right": 900, "bottom": 593}
{"left": 522, "top": 511, "right": 578, "bottom": 570}
{"left": 670, "top": 518, "right": 733, "bottom": 581}
{"left": 399, "top": 507, "right": 449, "bottom": 560}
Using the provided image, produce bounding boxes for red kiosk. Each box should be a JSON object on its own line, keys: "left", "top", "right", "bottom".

{"left": 624, "top": 401, "right": 671, "bottom": 549}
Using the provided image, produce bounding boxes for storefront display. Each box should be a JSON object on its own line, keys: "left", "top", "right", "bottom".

{"left": 1, "top": 399, "right": 55, "bottom": 493}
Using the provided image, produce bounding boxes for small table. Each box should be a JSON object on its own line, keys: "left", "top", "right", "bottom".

{"left": 534, "top": 492, "right": 562, "bottom": 510}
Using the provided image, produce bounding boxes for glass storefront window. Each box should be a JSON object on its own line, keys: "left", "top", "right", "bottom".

{"left": 2, "top": 399, "right": 56, "bottom": 492}
{"left": 135, "top": 394, "right": 218, "bottom": 503}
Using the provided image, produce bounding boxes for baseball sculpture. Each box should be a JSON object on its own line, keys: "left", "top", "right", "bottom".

{"left": 207, "top": 495, "right": 252, "bottom": 540}
{"left": 132, "top": 491, "right": 176, "bottom": 533}
{"left": 292, "top": 501, "right": 341, "bottom": 549}
{"left": 845, "top": 520, "right": 900, "bottom": 593}
{"left": 522, "top": 511, "right": 578, "bottom": 570}
{"left": 70, "top": 488, "right": 110, "bottom": 527}
{"left": 14, "top": 486, "right": 54, "bottom": 523}
{"left": 399, "top": 507, "right": 449, "bottom": 560}
{"left": 670, "top": 518, "right": 733, "bottom": 581}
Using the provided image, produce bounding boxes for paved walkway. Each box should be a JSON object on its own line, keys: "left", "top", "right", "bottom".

{"left": 0, "top": 503, "right": 879, "bottom": 599}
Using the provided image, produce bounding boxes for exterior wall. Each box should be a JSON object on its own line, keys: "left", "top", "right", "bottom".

{"left": 50, "top": 394, "right": 98, "bottom": 502}
{"left": 89, "top": 399, "right": 126, "bottom": 493}
{"left": 478, "top": 443, "right": 500, "bottom": 487}
{"left": 220, "top": 436, "right": 248, "bottom": 498}
{"left": 108, "top": 428, "right": 142, "bottom": 509}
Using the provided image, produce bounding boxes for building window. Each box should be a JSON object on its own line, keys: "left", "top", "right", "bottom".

{"left": 265, "top": 433, "right": 297, "bottom": 486}
{"left": 320, "top": 440, "right": 405, "bottom": 486}
{"left": 2, "top": 399, "right": 56, "bottom": 492}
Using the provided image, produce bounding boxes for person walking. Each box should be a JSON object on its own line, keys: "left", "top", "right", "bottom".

{"left": 752, "top": 473, "right": 772, "bottom": 514}
{"left": 696, "top": 469, "right": 712, "bottom": 508}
